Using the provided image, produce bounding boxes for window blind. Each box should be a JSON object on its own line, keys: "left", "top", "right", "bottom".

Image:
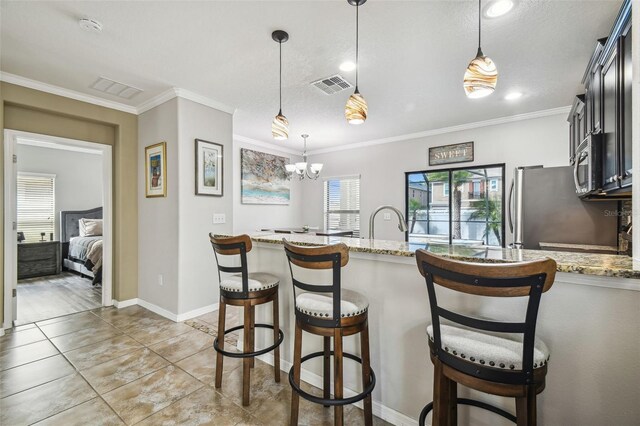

{"left": 324, "top": 176, "right": 360, "bottom": 237}
{"left": 17, "top": 173, "right": 55, "bottom": 242}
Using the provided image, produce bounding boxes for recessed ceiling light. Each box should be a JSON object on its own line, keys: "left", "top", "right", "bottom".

{"left": 339, "top": 61, "right": 356, "bottom": 72}
{"left": 485, "top": 0, "right": 514, "bottom": 18}
{"left": 79, "top": 18, "right": 103, "bottom": 33}
{"left": 505, "top": 91, "right": 523, "bottom": 100}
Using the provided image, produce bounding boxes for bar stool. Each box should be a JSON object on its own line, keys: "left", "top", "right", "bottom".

{"left": 283, "top": 239, "right": 375, "bottom": 426}
{"left": 209, "top": 234, "right": 284, "bottom": 406}
{"left": 415, "top": 250, "right": 556, "bottom": 426}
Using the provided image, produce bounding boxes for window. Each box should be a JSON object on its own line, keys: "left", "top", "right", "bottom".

{"left": 324, "top": 176, "right": 360, "bottom": 237}
{"left": 406, "top": 164, "right": 505, "bottom": 247}
{"left": 17, "top": 173, "right": 55, "bottom": 242}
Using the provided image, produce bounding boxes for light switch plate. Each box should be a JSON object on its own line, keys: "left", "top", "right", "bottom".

{"left": 383, "top": 213, "right": 391, "bottom": 221}
{"left": 213, "top": 213, "right": 226, "bottom": 224}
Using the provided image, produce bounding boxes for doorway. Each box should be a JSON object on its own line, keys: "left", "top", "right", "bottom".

{"left": 3, "top": 130, "right": 113, "bottom": 328}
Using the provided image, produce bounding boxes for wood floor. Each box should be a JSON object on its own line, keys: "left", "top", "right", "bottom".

{"left": 16, "top": 273, "right": 102, "bottom": 326}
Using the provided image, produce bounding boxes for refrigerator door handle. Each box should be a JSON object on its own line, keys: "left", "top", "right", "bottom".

{"left": 508, "top": 179, "right": 514, "bottom": 233}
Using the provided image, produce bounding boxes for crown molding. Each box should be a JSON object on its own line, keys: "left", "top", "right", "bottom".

{"left": 0, "top": 72, "right": 139, "bottom": 114}
{"left": 174, "top": 88, "right": 236, "bottom": 115}
{"left": 233, "top": 134, "right": 301, "bottom": 156}
{"left": 136, "top": 88, "right": 177, "bottom": 114}
{"left": 306, "top": 105, "right": 572, "bottom": 156}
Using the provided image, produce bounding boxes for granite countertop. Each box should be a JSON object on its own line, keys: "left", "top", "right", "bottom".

{"left": 215, "top": 232, "right": 639, "bottom": 279}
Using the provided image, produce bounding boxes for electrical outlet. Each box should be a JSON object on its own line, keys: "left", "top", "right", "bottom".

{"left": 158, "top": 274, "right": 164, "bottom": 286}
{"left": 213, "top": 213, "right": 226, "bottom": 224}
{"left": 383, "top": 213, "right": 391, "bottom": 221}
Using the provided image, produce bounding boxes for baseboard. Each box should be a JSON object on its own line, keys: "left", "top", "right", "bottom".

{"left": 176, "top": 303, "right": 219, "bottom": 322}
{"left": 136, "top": 299, "right": 178, "bottom": 322}
{"left": 112, "top": 298, "right": 139, "bottom": 309}
{"left": 256, "top": 352, "right": 419, "bottom": 426}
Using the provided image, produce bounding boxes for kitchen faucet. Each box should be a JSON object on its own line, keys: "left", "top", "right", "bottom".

{"left": 369, "top": 205, "right": 408, "bottom": 240}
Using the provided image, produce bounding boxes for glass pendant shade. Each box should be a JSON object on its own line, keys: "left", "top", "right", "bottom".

{"left": 463, "top": 52, "right": 498, "bottom": 98}
{"left": 272, "top": 113, "right": 289, "bottom": 140}
{"left": 295, "top": 162, "right": 307, "bottom": 174}
{"left": 310, "top": 163, "right": 323, "bottom": 174}
{"left": 285, "top": 164, "right": 296, "bottom": 173}
{"left": 345, "top": 90, "right": 368, "bottom": 124}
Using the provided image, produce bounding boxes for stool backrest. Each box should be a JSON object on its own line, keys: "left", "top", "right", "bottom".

{"left": 283, "top": 239, "right": 349, "bottom": 327}
{"left": 416, "top": 249, "right": 556, "bottom": 384}
{"left": 209, "top": 234, "right": 252, "bottom": 295}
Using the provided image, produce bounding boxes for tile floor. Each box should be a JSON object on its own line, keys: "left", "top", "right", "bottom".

{"left": 0, "top": 305, "right": 391, "bottom": 425}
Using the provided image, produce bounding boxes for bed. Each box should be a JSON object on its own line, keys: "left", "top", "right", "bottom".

{"left": 60, "top": 207, "right": 103, "bottom": 285}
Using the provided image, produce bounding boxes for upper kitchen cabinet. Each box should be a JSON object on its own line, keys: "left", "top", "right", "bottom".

{"left": 567, "top": 95, "right": 586, "bottom": 165}
{"left": 581, "top": 38, "right": 606, "bottom": 137}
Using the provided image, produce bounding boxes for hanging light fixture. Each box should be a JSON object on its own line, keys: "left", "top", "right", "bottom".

{"left": 345, "top": 0, "right": 368, "bottom": 124}
{"left": 285, "top": 134, "right": 323, "bottom": 180}
{"left": 272, "top": 30, "right": 290, "bottom": 140}
{"left": 463, "top": 0, "right": 498, "bottom": 98}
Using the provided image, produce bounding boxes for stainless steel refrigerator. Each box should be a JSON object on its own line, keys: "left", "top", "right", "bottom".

{"left": 509, "top": 166, "right": 618, "bottom": 249}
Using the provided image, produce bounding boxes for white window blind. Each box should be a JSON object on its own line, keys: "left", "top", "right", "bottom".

{"left": 324, "top": 176, "right": 360, "bottom": 237}
{"left": 17, "top": 173, "right": 55, "bottom": 242}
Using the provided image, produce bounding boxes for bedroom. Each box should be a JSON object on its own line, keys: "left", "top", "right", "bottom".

{"left": 13, "top": 138, "right": 105, "bottom": 325}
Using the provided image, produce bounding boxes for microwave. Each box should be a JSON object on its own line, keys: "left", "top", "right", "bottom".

{"left": 574, "top": 133, "right": 602, "bottom": 197}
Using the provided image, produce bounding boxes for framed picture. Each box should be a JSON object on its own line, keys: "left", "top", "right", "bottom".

{"left": 241, "top": 148, "right": 290, "bottom": 205}
{"left": 145, "top": 142, "right": 167, "bottom": 198}
{"left": 429, "top": 141, "right": 474, "bottom": 166}
{"left": 195, "top": 139, "right": 223, "bottom": 196}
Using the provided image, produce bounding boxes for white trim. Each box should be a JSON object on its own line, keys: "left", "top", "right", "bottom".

{"left": 174, "top": 88, "right": 235, "bottom": 115}
{"left": 136, "top": 88, "right": 178, "bottom": 114}
{"left": 176, "top": 303, "right": 220, "bottom": 322}
{"left": 136, "top": 299, "right": 179, "bottom": 322}
{"left": 233, "top": 134, "right": 301, "bottom": 156}
{"left": 307, "top": 106, "right": 573, "bottom": 156}
{"left": 112, "top": 298, "right": 139, "bottom": 309}
{"left": 322, "top": 173, "right": 361, "bottom": 181}
{"left": 0, "top": 72, "right": 138, "bottom": 114}
{"left": 18, "top": 138, "right": 102, "bottom": 155}
{"left": 256, "top": 352, "right": 418, "bottom": 426}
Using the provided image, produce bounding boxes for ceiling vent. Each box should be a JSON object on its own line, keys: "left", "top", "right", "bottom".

{"left": 310, "top": 74, "right": 353, "bottom": 95}
{"left": 90, "top": 77, "right": 143, "bottom": 100}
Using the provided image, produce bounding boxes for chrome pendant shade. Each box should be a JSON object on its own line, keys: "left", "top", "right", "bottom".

{"left": 345, "top": 0, "right": 368, "bottom": 124}
{"left": 272, "top": 30, "right": 290, "bottom": 140}
{"left": 464, "top": 0, "right": 498, "bottom": 98}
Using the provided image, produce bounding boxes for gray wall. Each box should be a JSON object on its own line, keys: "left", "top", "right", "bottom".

{"left": 16, "top": 144, "right": 103, "bottom": 241}
{"left": 300, "top": 113, "right": 569, "bottom": 242}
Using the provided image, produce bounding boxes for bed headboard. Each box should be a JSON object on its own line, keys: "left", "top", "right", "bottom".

{"left": 60, "top": 207, "right": 103, "bottom": 243}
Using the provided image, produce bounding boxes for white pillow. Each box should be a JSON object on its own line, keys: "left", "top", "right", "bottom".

{"left": 79, "top": 218, "right": 103, "bottom": 237}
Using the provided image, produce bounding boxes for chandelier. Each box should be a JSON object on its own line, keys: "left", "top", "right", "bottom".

{"left": 285, "top": 134, "right": 323, "bottom": 180}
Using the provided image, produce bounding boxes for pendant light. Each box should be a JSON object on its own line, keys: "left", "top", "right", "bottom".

{"left": 272, "top": 30, "right": 290, "bottom": 140}
{"left": 463, "top": 0, "right": 498, "bottom": 98}
{"left": 345, "top": 0, "right": 368, "bottom": 124}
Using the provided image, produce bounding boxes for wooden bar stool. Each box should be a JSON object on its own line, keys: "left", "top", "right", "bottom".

{"left": 209, "top": 234, "right": 284, "bottom": 406}
{"left": 283, "top": 239, "right": 375, "bottom": 426}
{"left": 415, "top": 250, "right": 556, "bottom": 426}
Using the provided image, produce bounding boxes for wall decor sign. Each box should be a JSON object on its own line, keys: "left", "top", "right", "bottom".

{"left": 429, "top": 142, "right": 474, "bottom": 166}
{"left": 241, "top": 148, "right": 290, "bottom": 205}
{"left": 145, "top": 142, "right": 167, "bottom": 198}
{"left": 195, "top": 139, "right": 223, "bottom": 196}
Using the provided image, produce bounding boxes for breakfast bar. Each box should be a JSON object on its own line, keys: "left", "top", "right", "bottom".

{"left": 218, "top": 233, "right": 640, "bottom": 425}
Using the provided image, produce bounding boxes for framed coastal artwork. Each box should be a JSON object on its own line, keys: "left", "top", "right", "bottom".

{"left": 145, "top": 142, "right": 167, "bottom": 198}
{"left": 195, "top": 139, "right": 223, "bottom": 196}
{"left": 241, "top": 148, "right": 290, "bottom": 205}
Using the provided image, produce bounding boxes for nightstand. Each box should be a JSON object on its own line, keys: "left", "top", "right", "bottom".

{"left": 17, "top": 241, "right": 61, "bottom": 279}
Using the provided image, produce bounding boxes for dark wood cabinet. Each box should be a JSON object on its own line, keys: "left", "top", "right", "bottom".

{"left": 567, "top": 95, "right": 586, "bottom": 164}
{"left": 619, "top": 22, "right": 632, "bottom": 188}
{"left": 601, "top": 47, "right": 618, "bottom": 192}
{"left": 18, "top": 241, "right": 61, "bottom": 279}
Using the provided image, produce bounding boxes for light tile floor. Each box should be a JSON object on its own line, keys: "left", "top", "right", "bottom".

{"left": 0, "top": 305, "right": 391, "bottom": 425}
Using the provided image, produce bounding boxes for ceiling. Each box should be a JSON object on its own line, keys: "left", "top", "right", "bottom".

{"left": 0, "top": 1, "right": 622, "bottom": 150}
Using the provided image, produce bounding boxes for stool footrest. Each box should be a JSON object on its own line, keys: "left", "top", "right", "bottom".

{"left": 289, "top": 350, "right": 376, "bottom": 407}
{"left": 419, "top": 398, "right": 517, "bottom": 425}
{"left": 213, "top": 323, "right": 284, "bottom": 358}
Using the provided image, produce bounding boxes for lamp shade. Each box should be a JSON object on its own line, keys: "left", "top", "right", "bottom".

{"left": 295, "top": 162, "right": 307, "bottom": 173}
{"left": 345, "top": 91, "right": 368, "bottom": 124}
{"left": 310, "top": 163, "right": 323, "bottom": 174}
{"left": 463, "top": 53, "right": 498, "bottom": 98}
{"left": 285, "top": 164, "right": 296, "bottom": 173}
{"left": 272, "top": 113, "right": 289, "bottom": 140}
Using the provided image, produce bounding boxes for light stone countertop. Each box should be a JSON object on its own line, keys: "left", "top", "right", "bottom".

{"left": 215, "top": 232, "right": 640, "bottom": 280}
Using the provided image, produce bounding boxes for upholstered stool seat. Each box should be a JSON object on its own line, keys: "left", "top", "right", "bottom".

{"left": 220, "top": 272, "right": 280, "bottom": 293}
{"left": 427, "top": 324, "right": 550, "bottom": 371}
{"left": 296, "top": 289, "right": 369, "bottom": 319}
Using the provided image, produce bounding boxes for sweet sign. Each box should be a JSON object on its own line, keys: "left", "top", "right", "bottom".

{"left": 429, "top": 142, "right": 474, "bottom": 166}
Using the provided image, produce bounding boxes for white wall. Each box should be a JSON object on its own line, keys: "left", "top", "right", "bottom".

{"left": 177, "top": 97, "right": 233, "bottom": 315}
{"left": 301, "top": 113, "right": 569, "bottom": 242}
{"left": 138, "top": 98, "right": 180, "bottom": 314}
{"left": 16, "top": 144, "right": 103, "bottom": 241}
{"left": 233, "top": 139, "right": 303, "bottom": 234}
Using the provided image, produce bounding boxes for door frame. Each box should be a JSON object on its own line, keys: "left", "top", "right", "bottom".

{"left": 3, "top": 130, "right": 113, "bottom": 329}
